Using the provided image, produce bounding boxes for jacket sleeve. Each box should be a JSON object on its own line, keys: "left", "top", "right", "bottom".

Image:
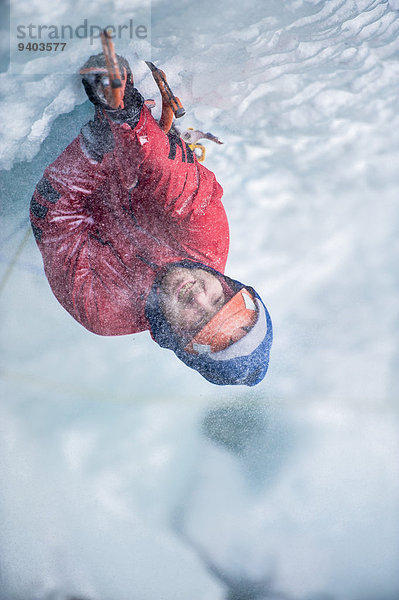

{"left": 30, "top": 128, "right": 147, "bottom": 335}
{"left": 128, "top": 107, "right": 230, "bottom": 272}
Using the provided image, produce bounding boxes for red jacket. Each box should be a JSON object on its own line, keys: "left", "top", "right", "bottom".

{"left": 30, "top": 106, "right": 229, "bottom": 336}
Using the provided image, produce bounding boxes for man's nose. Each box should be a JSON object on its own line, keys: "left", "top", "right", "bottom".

{"left": 192, "top": 290, "right": 213, "bottom": 312}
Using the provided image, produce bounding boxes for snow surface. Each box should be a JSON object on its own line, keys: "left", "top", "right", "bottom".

{"left": 1, "top": 0, "right": 399, "bottom": 599}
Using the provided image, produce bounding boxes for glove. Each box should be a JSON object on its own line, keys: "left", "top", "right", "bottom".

{"left": 102, "top": 79, "right": 144, "bottom": 127}
{"left": 82, "top": 71, "right": 144, "bottom": 127}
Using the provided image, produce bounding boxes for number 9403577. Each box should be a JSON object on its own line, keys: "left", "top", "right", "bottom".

{"left": 18, "top": 42, "right": 67, "bottom": 51}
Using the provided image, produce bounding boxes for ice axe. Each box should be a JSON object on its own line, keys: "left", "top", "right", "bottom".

{"left": 80, "top": 29, "right": 125, "bottom": 109}
{"left": 99, "top": 28, "right": 124, "bottom": 109}
{"left": 145, "top": 61, "right": 185, "bottom": 132}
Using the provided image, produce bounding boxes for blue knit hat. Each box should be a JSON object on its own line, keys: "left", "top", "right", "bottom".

{"left": 145, "top": 261, "right": 272, "bottom": 386}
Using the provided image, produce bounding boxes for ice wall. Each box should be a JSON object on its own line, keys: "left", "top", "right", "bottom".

{"left": 1, "top": 1, "right": 399, "bottom": 599}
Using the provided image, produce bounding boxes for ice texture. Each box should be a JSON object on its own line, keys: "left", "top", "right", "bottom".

{"left": 1, "top": 1, "right": 399, "bottom": 599}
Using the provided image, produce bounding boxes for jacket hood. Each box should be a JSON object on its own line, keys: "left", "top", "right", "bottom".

{"left": 145, "top": 260, "right": 273, "bottom": 386}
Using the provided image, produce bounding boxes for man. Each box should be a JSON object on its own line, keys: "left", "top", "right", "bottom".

{"left": 30, "top": 53, "right": 272, "bottom": 386}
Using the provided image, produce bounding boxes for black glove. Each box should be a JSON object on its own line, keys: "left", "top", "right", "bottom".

{"left": 82, "top": 73, "right": 144, "bottom": 126}
{"left": 101, "top": 79, "right": 144, "bottom": 127}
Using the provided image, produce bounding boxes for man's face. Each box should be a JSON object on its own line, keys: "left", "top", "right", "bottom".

{"left": 158, "top": 267, "right": 226, "bottom": 336}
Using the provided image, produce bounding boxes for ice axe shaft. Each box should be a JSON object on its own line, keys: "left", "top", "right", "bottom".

{"left": 145, "top": 61, "right": 185, "bottom": 119}
{"left": 100, "top": 29, "right": 124, "bottom": 109}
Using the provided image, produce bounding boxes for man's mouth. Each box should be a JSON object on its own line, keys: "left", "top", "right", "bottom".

{"left": 177, "top": 280, "right": 196, "bottom": 302}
